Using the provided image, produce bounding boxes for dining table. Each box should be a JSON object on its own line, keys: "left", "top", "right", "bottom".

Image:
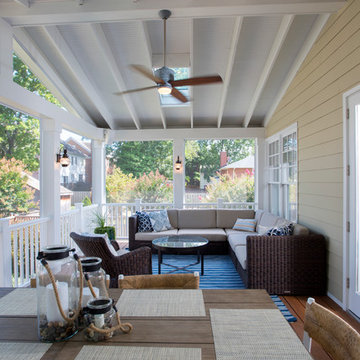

{"left": 0, "top": 287, "right": 312, "bottom": 359}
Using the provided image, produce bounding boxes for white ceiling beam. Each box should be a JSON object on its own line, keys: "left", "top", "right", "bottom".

{"left": 90, "top": 23, "right": 141, "bottom": 130}
{"left": 263, "top": 13, "right": 330, "bottom": 127}
{"left": 1, "top": 0, "right": 344, "bottom": 27}
{"left": 217, "top": 16, "right": 243, "bottom": 128}
{"left": 42, "top": 25, "right": 116, "bottom": 129}
{"left": 140, "top": 21, "right": 167, "bottom": 129}
{"left": 189, "top": 18, "right": 194, "bottom": 128}
{"left": 13, "top": 28, "right": 94, "bottom": 125}
{"left": 13, "top": 0, "right": 30, "bottom": 8}
{"left": 243, "top": 15, "right": 294, "bottom": 128}
{"left": 109, "top": 127, "right": 265, "bottom": 142}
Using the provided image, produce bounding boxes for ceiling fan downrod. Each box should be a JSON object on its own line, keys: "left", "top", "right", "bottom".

{"left": 159, "top": 9, "right": 171, "bottom": 68}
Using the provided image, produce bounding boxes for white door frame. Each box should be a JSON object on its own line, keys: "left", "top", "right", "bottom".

{"left": 343, "top": 84, "right": 360, "bottom": 311}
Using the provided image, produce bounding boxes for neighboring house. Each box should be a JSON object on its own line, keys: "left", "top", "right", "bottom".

{"left": 60, "top": 140, "right": 88, "bottom": 188}
{"left": 25, "top": 172, "right": 73, "bottom": 213}
{"left": 219, "top": 155, "right": 254, "bottom": 178}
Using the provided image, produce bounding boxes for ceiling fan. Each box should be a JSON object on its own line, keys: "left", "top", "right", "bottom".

{"left": 115, "top": 9, "right": 223, "bottom": 103}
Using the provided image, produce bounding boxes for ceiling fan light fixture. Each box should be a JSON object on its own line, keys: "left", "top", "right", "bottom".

{"left": 158, "top": 84, "right": 172, "bottom": 95}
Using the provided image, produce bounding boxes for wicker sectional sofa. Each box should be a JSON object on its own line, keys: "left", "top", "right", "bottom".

{"left": 128, "top": 209, "right": 327, "bottom": 295}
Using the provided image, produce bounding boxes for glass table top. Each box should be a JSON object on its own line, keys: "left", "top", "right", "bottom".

{"left": 152, "top": 235, "right": 209, "bottom": 249}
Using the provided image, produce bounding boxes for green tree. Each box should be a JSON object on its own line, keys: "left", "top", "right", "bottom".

{"left": 107, "top": 141, "right": 173, "bottom": 179}
{"left": 185, "top": 139, "right": 255, "bottom": 187}
{"left": 0, "top": 158, "right": 34, "bottom": 217}
{"left": 106, "top": 167, "right": 135, "bottom": 203}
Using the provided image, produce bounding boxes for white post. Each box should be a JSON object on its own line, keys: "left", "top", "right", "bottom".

{"left": 173, "top": 138, "right": 185, "bottom": 209}
{"left": 92, "top": 139, "right": 106, "bottom": 206}
{"left": 40, "top": 119, "right": 61, "bottom": 245}
{"left": 0, "top": 19, "right": 13, "bottom": 85}
{"left": 217, "top": 198, "right": 224, "bottom": 209}
{"left": 255, "top": 137, "right": 266, "bottom": 210}
{"left": 0, "top": 218, "right": 13, "bottom": 287}
{"left": 135, "top": 199, "right": 141, "bottom": 212}
{"left": 75, "top": 203, "right": 84, "bottom": 232}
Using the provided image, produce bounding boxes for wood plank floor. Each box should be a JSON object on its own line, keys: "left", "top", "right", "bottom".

{"left": 280, "top": 295, "right": 360, "bottom": 360}
{"left": 117, "top": 240, "right": 360, "bottom": 359}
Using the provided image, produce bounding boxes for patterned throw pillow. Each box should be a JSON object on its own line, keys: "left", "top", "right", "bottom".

{"left": 148, "top": 210, "right": 172, "bottom": 232}
{"left": 136, "top": 211, "right": 153, "bottom": 232}
{"left": 233, "top": 218, "right": 257, "bottom": 232}
{"left": 266, "top": 223, "right": 295, "bottom": 236}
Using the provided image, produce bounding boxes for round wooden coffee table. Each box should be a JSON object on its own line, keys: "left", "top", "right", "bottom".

{"left": 152, "top": 235, "right": 209, "bottom": 275}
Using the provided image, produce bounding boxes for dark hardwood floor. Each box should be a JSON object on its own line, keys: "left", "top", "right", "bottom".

{"left": 117, "top": 240, "right": 360, "bottom": 359}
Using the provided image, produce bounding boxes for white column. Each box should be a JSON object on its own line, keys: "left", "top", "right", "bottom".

{"left": 255, "top": 137, "right": 266, "bottom": 210}
{"left": 0, "top": 18, "right": 13, "bottom": 85}
{"left": 0, "top": 219, "right": 12, "bottom": 287}
{"left": 173, "top": 138, "right": 185, "bottom": 209}
{"left": 40, "top": 119, "right": 61, "bottom": 245}
{"left": 92, "top": 139, "right": 106, "bottom": 205}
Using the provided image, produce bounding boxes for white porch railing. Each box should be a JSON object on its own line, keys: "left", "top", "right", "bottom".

{"left": 0, "top": 217, "right": 49, "bottom": 287}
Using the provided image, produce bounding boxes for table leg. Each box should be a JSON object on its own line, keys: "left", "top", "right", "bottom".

{"left": 201, "top": 253, "right": 204, "bottom": 276}
{"left": 158, "top": 249, "right": 162, "bottom": 274}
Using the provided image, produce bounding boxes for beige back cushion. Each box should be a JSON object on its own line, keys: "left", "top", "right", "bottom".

{"left": 293, "top": 223, "right": 309, "bottom": 236}
{"left": 167, "top": 209, "right": 178, "bottom": 228}
{"left": 258, "top": 211, "right": 282, "bottom": 229}
{"left": 177, "top": 209, "right": 216, "bottom": 229}
{"left": 216, "top": 210, "right": 255, "bottom": 228}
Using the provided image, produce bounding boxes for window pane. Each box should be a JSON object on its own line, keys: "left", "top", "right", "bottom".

{"left": 269, "top": 184, "right": 280, "bottom": 216}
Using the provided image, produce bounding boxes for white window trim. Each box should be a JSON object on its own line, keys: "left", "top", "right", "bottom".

{"left": 265, "top": 122, "right": 298, "bottom": 221}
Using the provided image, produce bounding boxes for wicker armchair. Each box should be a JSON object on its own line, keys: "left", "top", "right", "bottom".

{"left": 70, "top": 232, "right": 152, "bottom": 287}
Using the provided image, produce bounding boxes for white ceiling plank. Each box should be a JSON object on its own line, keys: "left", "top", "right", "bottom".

{"left": 243, "top": 15, "right": 294, "bottom": 128}
{"left": 140, "top": 20, "right": 167, "bottom": 129}
{"left": 263, "top": 13, "right": 330, "bottom": 127}
{"left": 109, "top": 127, "right": 265, "bottom": 142}
{"left": 1, "top": 0, "right": 345, "bottom": 27}
{"left": 42, "top": 25, "right": 116, "bottom": 129}
{"left": 13, "top": 0, "right": 30, "bottom": 8}
{"left": 90, "top": 23, "right": 141, "bottom": 130}
{"left": 217, "top": 16, "right": 243, "bottom": 128}
{"left": 13, "top": 28, "right": 95, "bottom": 125}
{"left": 189, "top": 18, "right": 194, "bottom": 128}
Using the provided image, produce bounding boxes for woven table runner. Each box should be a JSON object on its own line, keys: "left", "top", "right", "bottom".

{"left": 75, "top": 345, "right": 201, "bottom": 359}
{"left": 0, "top": 288, "right": 37, "bottom": 316}
{"left": 0, "top": 342, "right": 51, "bottom": 360}
{"left": 116, "top": 289, "right": 206, "bottom": 316}
{"left": 210, "top": 309, "right": 312, "bottom": 359}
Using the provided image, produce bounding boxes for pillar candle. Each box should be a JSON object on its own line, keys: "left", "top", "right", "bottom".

{"left": 46, "top": 281, "right": 69, "bottom": 323}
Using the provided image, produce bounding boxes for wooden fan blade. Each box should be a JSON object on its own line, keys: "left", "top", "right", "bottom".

{"left": 170, "top": 75, "right": 222, "bottom": 87}
{"left": 114, "top": 85, "right": 158, "bottom": 95}
{"left": 130, "top": 64, "right": 164, "bottom": 84}
{"left": 171, "top": 87, "right": 188, "bottom": 103}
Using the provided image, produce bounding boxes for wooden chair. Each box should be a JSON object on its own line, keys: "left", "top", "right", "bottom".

{"left": 70, "top": 232, "right": 152, "bottom": 287}
{"left": 303, "top": 297, "right": 360, "bottom": 360}
{"left": 118, "top": 272, "right": 200, "bottom": 289}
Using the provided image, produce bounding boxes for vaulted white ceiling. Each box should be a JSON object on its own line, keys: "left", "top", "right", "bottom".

{"left": 0, "top": 0, "right": 345, "bottom": 130}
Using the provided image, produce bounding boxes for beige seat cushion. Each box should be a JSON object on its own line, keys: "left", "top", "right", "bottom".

{"left": 135, "top": 229, "right": 178, "bottom": 241}
{"left": 177, "top": 228, "right": 227, "bottom": 241}
{"left": 227, "top": 231, "right": 254, "bottom": 251}
{"left": 235, "top": 246, "right": 247, "bottom": 270}
{"left": 216, "top": 210, "right": 255, "bottom": 229}
{"left": 177, "top": 209, "right": 216, "bottom": 229}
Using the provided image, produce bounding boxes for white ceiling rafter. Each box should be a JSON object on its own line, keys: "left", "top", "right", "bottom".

{"left": 243, "top": 15, "right": 294, "bottom": 128}
{"left": 90, "top": 23, "right": 141, "bottom": 130}
{"left": 42, "top": 25, "right": 116, "bottom": 129}
{"left": 140, "top": 20, "right": 167, "bottom": 129}
{"left": 13, "top": 0, "right": 30, "bottom": 8}
{"left": 189, "top": 18, "right": 194, "bottom": 128}
{"left": 1, "top": 0, "right": 345, "bottom": 27}
{"left": 263, "top": 13, "right": 330, "bottom": 127}
{"left": 13, "top": 27, "right": 94, "bottom": 125}
{"left": 217, "top": 16, "right": 243, "bottom": 128}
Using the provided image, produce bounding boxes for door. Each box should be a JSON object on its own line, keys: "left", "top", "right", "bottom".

{"left": 348, "top": 90, "right": 360, "bottom": 317}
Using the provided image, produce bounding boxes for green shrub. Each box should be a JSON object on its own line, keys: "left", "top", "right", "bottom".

{"left": 94, "top": 226, "right": 116, "bottom": 241}
{"left": 82, "top": 196, "right": 92, "bottom": 206}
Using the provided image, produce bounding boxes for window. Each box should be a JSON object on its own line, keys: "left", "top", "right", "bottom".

{"left": 71, "top": 174, "right": 75, "bottom": 182}
{"left": 266, "top": 124, "right": 297, "bottom": 222}
{"left": 63, "top": 176, "right": 68, "bottom": 184}
{"left": 79, "top": 174, "right": 84, "bottom": 182}
{"left": 75, "top": 157, "right": 78, "bottom": 165}
{"left": 71, "top": 156, "right": 74, "bottom": 165}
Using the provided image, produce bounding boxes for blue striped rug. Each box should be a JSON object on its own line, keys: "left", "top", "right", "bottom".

{"left": 152, "top": 254, "right": 297, "bottom": 322}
